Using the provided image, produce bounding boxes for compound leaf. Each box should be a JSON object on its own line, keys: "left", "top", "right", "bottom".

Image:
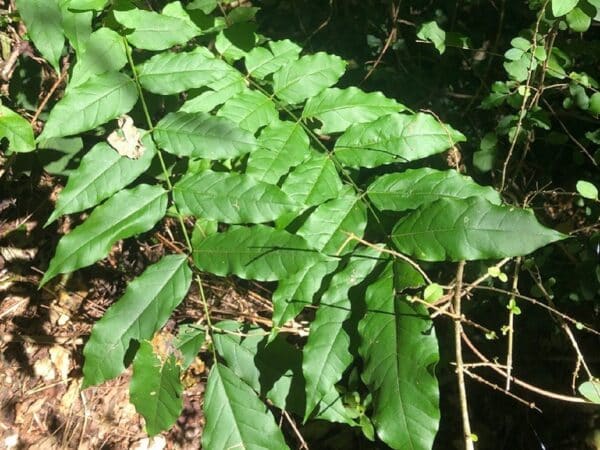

{"left": 173, "top": 170, "right": 297, "bottom": 223}
{"left": 39, "top": 71, "right": 138, "bottom": 140}
{"left": 82, "top": 254, "right": 192, "bottom": 386}
{"left": 297, "top": 187, "right": 367, "bottom": 256}
{"left": 41, "top": 184, "right": 167, "bottom": 286}
{"left": 246, "top": 120, "right": 310, "bottom": 184}
{"left": 154, "top": 111, "right": 256, "bottom": 159}
{"left": 202, "top": 363, "right": 289, "bottom": 450}
{"left": 392, "top": 197, "right": 567, "bottom": 262}
{"left": 367, "top": 168, "right": 501, "bottom": 212}
{"left": 114, "top": 5, "right": 200, "bottom": 51}
{"left": 46, "top": 137, "right": 156, "bottom": 225}
{"left": 217, "top": 90, "right": 279, "bottom": 133}
{"left": 16, "top": 0, "right": 64, "bottom": 72}
{"left": 273, "top": 52, "right": 346, "bottom": 104}
{"left": 303, "top": 248, "right": 381, "bottom": 418}
{"left": 138, "top": 48, "right": 240, "bottom": 95}
{"left": 302, "top": 87, "right": 405, "bottom": 134}
{"left": 0, "top": 105, "right": 35, "bottom": 153}
{"left": 334, "top": 113, "right": 466, "bottom": 168}
{"left": 193, "top": 225, "right": 331, "bottom": 281}
{"left": 130, "top": 341, "right": 184, "bottom": 436}
{"left": 180, "top": 72, "right": 246, "bottom": 113}
{"left": 359, "top": 263, "right": 440, "bottom": 450}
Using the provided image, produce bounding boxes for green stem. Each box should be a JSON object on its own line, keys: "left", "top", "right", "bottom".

{"left": 123, "top": 37, "right": 193, "bottom": 253}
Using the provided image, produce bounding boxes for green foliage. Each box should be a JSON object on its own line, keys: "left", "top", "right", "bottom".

{"left": 10, "top": 1, "right": 589, "bottom": 448}
{"left": 130, "top": 341, "right": 183, "bottom": 436}
{"left": 0, "top": 104, "right": 35, "bottom": 153}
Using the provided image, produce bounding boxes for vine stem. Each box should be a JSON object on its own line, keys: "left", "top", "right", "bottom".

{"left": 123, "top": 38, "right": 217, "bottom": 350}
{"left": 123, "top": 36, "right": 192, "bottom": 253}
{"left": 453, "top": 260, "right": 474, "bottom": 450}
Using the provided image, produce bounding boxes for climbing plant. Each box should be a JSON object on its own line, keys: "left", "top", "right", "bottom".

{"left": 1, "top": 0, "right": 598, "bottom": 449}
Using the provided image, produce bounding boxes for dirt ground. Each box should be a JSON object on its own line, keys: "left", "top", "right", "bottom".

{"left": 0, "top": 170, "right": 274, "bottom": 449}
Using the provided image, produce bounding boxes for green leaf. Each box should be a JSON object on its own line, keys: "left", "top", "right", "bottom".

{"left": 193, "top": 225, "right": 332, "bottom": 281}
{"left": 213, "top": 321, "right": 353, "bottom": 424}
{"left": 59, "top": 0, "right": 92, "bottom": 54}
{"left": 46, "top": 137, "right": 156, "bottom": 225}
{"left": 245, "top": 39, "right": 302, "bottom": 79}
{"left": 0, "top": 105, "right": 35, "bottom": 153}
{"left": 114, "top": 5, "right": 200, "bottom": 51}
{"left": 552, "top": 0, "right": 578, "bottom": 17}
{"left": 39, "top": 71, "right": 138, "bottom": 140}
{"left": 590, "top": 92, "right": 600, "bottom": 115}
{"left": 217, "top": 90, "right": 279, "bottom": 133}
{"left": 576, "top": 180, "right": 598, "bottom": 199}
{"left": 175, "top": 324, "right": 205, "bottom": 369}
{"left": 303, "top": 248, "right": 381, "bottom": 418}
{"left": 202, "top": 363, "right": 290, "bottom": 450}
{"left": 246, "top": 120, "right": 310, "bottom": 184}
{"left": 302, "top": 87, "right": 405, "bottom": 134}
{"left": 82, "top": 254, "right": 192, "bottom": 386}
{"left": 67, "top": 0, "right": 108, "bottom": 10}
{"left": 212, "top": 321, "right": 304, "bottom": 414}
{"left": 130, "top": 341, "right": 183, "bottom": 436}
{"left": 417, "top": 21, "right": 446, "bottom": 54}
{"left": 566, "top": 6, "right": 593, "bottom": 32}
{"left": 423, "top": 283, "right": 443, "bottom": 303}
{"left": 504, "top": 53, "right": 535, "bottom": 82}
{"left": 334, "top": 113, "right": 466, "bottom": 168}
{"left": 367, "top": 168, "right": 501, "bottom": 212}
{"left": 187, "top": 0, "right": 217, "bottom": 14}
{"left": 273, "top": 52, "right": 346, "bottom": 104}
{"left": 297, "top": 187, "right": 367, "bottom": 256}
{"left": 180, "top": 72, "right": 246, "bottom": 113}
{"left": 215, "top": 22, "right": 258, "bottom": 61}
{"left": 41, "top": 184, "right": 167, "bottom": 286}
{"left": 578, "top": 380, "right": 600, "bottom": 403}
{"left": 154, "top": 111, "right": 256, "bottom": 159}
{"left": 173, "top": 170, "right": 297, "bottom": 223}
{"left": 272, "top": 260, "right": 339, "bottom": 327}
{"left": 281, "top": 150, "right": 343, "bottom": 206}
{"left": 359, "top": 263, "right": 440, "bottom": 450}
{"left": 392, "top": 197, "right": 567, "bottom": 262}
{"left": 137, "top": 48, "right": 241, "bottom": 95}
{"left": 16, "top": 0, "right": 64, "bottom": 72}
{"left": 69, "top": 28, "right": 127, "bottom": 87}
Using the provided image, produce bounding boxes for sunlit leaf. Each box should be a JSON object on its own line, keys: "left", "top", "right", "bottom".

{"left": 0, "top": 105, "right": 35, "bottom": 153}
{"left": 130, "top": 341, "right": 183, "bottom": 436}
{"left": 392, "top": 197, "right": 567, "bottom": 262}
{"left": 173, "top": 170, "right": 297, "bottom": 223}
{"left": 202, "top": 363, "right": 289, "bottom": 449}
{"left": 154, "top": 111, "right": 256, "bottom": 159}
{"left": 334, "top": 113, "right": 466, "bottom": 168}
{"left": 82, "top": 255, "right": 192, "bottom": 386}
{"left": 46, "top": 137, "right": 156, "bottom": 225}
{"left": 303, "top": 87, "right": 405, "bottom": 134}
{"left": 193, "top": 225, "right": 332, "bottom": 281}
{"left": 41, "top": 184, "right": 167, "bottom": 285}
{"left": 273, "top": 52, "right": 346, "bottom": 104}
{"left": 367, "top": 168, "right": 501, "bottom": 212}
{"left": 39, "top": 71, "right": 138, "bottom": 140}
{"left": 245, "top": 39, "right": 302, "bottom": 79}
{"left": 16, "top": 0, "right": 64, "bottom": 72}
{"left": 217, "top": 90, "right": 279, "bottom": 133}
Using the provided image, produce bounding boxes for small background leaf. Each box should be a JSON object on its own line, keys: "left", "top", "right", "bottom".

{"left": 0, "top": 105, "right": 35, "bottom": 153}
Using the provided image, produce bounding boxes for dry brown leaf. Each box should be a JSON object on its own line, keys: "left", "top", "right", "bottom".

{"left": 107, "top": 115, "right": 145, "bottom": 159}
{"left": 33, "top": 357, "right": 56, "bottom": 381}
{"left": 49, "top": 346, "right": 70, "bottom": 382}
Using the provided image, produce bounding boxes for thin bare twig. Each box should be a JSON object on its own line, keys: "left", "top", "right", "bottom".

{"left": 31, "top": 61, "right": 69, "bottom": 126}
{"left": 453, "top": 261, "right": 474, "bottom": 450}
{"left": 505, "top": 257, "right": 521, "bottom": 390}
